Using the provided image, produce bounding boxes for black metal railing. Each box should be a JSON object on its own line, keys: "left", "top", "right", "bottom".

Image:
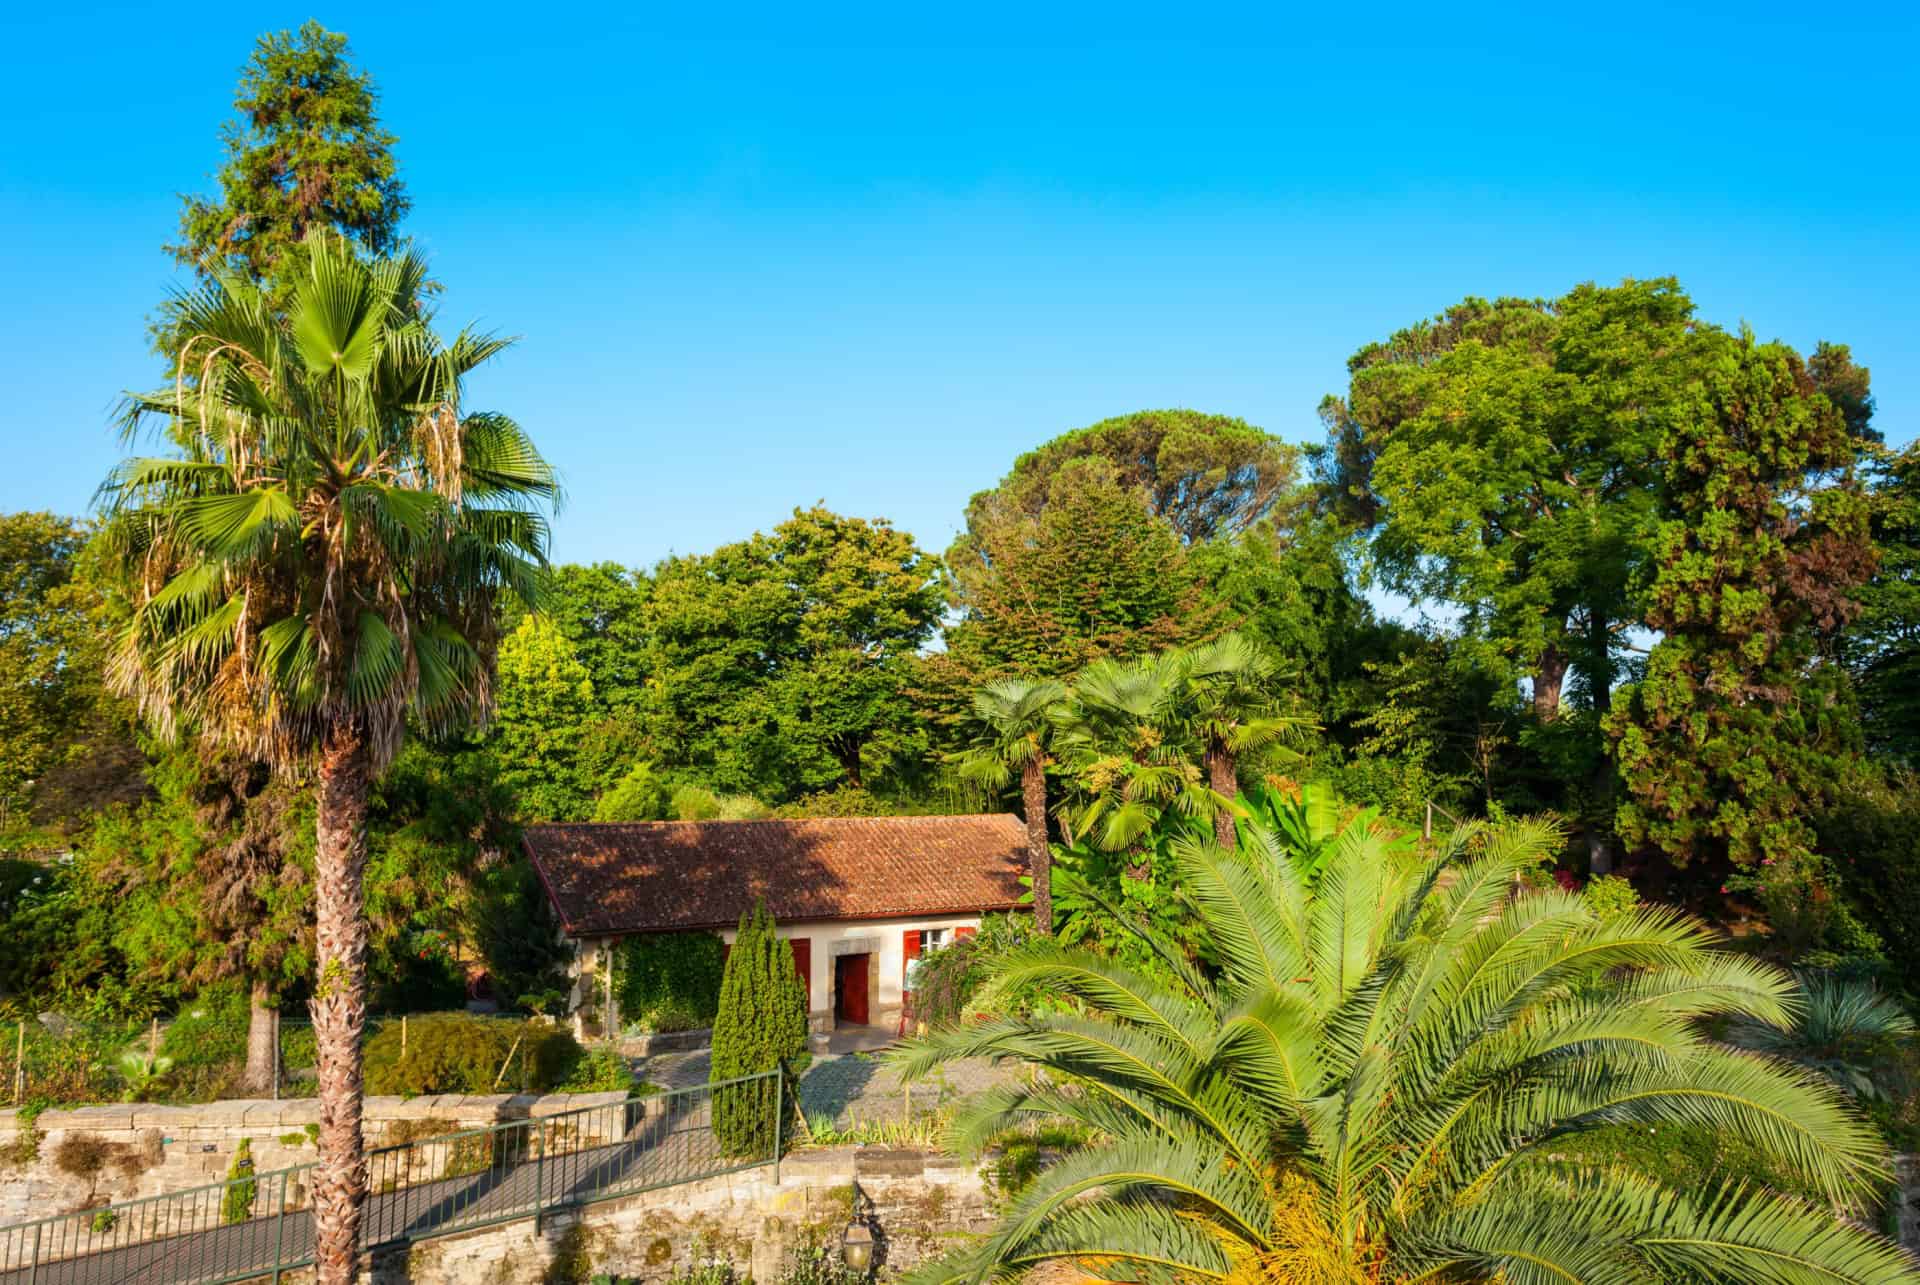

{"left": 0, "top": 1070, "right": 783, "bottom": 1285}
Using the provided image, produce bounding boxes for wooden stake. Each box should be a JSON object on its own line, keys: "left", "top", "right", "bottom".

{"left": 13, "top": 1021, "right": 23, "bottom": 1104}
{"left": 401, "top": 1014, "right": 408, "bottom": 1058}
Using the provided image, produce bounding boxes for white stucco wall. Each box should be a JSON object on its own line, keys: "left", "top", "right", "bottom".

{"left": 722, "top": 913, "right": 983, "bottom": 1031}
{"left": 567, "top": 913, "right": 989, "bottom": 1036}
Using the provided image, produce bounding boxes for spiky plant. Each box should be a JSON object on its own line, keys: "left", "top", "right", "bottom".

{"left": 1727, "top": 969, "right": 1917, "bottom": 1103}
{"left": 894, "top": 818, "right": 1919, "bottom": 1284}
{"left": 99, "top": 232, "right": 556, "bottom": 1284}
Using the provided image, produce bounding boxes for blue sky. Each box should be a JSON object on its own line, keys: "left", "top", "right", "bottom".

{"left": 3, "top": 2, "right": 1915, "bottom": 568}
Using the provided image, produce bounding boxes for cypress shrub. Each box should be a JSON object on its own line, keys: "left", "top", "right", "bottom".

{"left": 710, "top": 901, "right": 807, "bottom": 1156}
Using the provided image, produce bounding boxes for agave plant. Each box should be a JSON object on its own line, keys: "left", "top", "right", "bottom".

{"left": 1726, "top": 969, "right": 1917, "bottom": 1103}
{"left": 895, "top": 818, "right": 1918, "bottom": 1284}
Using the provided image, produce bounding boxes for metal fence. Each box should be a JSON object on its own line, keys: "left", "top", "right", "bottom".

{"left": 0, "top": 1070, "right": 784, "bottom": 1285}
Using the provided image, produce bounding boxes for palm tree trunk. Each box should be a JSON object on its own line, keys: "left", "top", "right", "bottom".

{"left": 242, "top": 977, "right": 276, "bottom": 1094}
{"left": 1022, "top": 757, "right": 1052, "bottom": 935}
{"left": 1206, "top": 740, "right": 1237, "bottom": 850}
{"left": 311, "top": 723, "right": 371, "bottom": 1285}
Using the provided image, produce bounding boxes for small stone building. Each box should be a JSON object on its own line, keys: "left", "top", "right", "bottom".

{"left": 523, "top": 814, "right": 1029, "bottom": 1035}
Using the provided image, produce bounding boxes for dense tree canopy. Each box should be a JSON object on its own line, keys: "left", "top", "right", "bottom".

{"left": 645, "top": 505, "right": 942, "bottom": 799}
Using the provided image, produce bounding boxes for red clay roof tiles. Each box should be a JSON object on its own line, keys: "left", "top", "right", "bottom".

{"left": 522, "top": 814, "right": 1030, "bottom": 937}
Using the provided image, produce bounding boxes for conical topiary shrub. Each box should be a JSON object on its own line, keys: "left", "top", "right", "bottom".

{"left": 710, "top": 900, "right": 808, "bottom": 1156}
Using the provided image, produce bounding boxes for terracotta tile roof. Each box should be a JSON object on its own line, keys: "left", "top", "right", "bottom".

{"left": 523, "top": 814, "right": 1030, "bottom": 937}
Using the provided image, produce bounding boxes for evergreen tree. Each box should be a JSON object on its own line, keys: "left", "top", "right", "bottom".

{"left": 170, "top": 22, "right": 408, "bottom": 295}
{"left": 709, "top": 901, "right": 807, "bottom": 1156}
{"left": 1608, "top": 328, "right": 1876, "bottom": 874}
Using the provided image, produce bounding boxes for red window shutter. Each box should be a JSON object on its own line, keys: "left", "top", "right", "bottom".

{"left": 903, "top": 930, "right": 922, "bottom": 991}
{"left": 790, "top": 938, "right": 811, "bottom": 996}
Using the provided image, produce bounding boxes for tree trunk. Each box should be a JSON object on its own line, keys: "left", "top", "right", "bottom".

{"left": 1206, "top": 740, "right": 1238, "bottom": 850}
{"left": 830, "top": 733, "right": 864, "bottom": 789}
{"left": 1022, "top": 757, "right": 1052, "bottom": 935}
{"left": 1533, "top": 645, "right": 1568, "bottom": 721}
{"left": 242, "top": 977, "right": 276, "bottom": 1094}
{"left": 311, "top": 724, "right": 372, "bottom": 1285}
{"left": 1586, "top": 607, "right": 1614, "bottom": 876}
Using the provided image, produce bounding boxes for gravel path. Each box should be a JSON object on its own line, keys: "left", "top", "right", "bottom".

{"left": 638, "top": 1047, "right": 1014, "bottom": 1129}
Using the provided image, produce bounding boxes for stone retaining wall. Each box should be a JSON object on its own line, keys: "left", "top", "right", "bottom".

{"left": 362, "top": 1146, "right": 990, "bottom": 1283}
{"left": 0, "top": 1091, "right": 627, "bottom": 1227}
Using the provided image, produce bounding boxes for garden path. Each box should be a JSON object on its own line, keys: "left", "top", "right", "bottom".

{"left": 635, "top": 1046, "right": 1016, "bottom": 1131}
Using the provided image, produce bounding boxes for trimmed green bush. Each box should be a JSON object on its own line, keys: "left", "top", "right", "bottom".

{"left": 362, "top": 1013, "right": 582, "bottom": 1096}
{"left": 221, "top": 1138, "right": 256, "bottom": 1224}
{"left": 710, "top": 901, "right": 806, "bottom": 1156}
{"left": 595, "top": 762, "right": 672, "bottom": 822}
{"left": 1582, "top": 873, "right": 1640, "bottom": 923}
{"left": 615, "top": 932, "right": 725, "bottom": 1033}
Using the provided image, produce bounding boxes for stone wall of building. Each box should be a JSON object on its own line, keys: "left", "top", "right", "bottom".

{"left": 0, "top": 1090, "right": 628, "bottom": 1229}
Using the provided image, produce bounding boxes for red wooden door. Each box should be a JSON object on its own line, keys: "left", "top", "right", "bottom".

{"left": 835, "top": 953, "right": 869, "bottom": 1025}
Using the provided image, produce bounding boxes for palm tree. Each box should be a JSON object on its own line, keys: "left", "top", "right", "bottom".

{"left": 1055, "top": 654, "right": 1222, "bottom": 859}
{"left": 100, "top": 234, "right": 556, "bottom": 1285}
{"left": 896, "top": 818, "right": 1918, "bottom": 1284}
{"left": 957, "top": 678, "right": 1070, "bottom": 933}
{"left": 1172, "top": 630, "right": 1312, "bottom": 847}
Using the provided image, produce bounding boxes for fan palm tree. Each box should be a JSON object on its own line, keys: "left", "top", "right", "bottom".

{"left": 1056, "top": 654, "right": 1226, "bottom": 857}
{"left": 957, "top": 678, "right": 1071, "bottom": 933}
{"left": 99, "top": 233, "right": 556, "bottom": 1285}
{"left": 1171, "top": 631, "right": 1313, "bottom": 847}
{"left": 895, "top": 818, "right": 1918, "bottom": 1284}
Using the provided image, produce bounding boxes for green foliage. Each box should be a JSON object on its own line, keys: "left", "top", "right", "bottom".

{"left": 493, "top": 617, "right": 601, "bottom": 822}
{"left": 1609, "top": 327, "right": 1877, "bottom": 871}
{"left": 668, "top": 785, "right": 769, "bottom": 821}
{"left": 1845, "top": 440, "right": 1920, "bottom": 764}
{"left": 1582, "top": 873, "right": 1640, "bottom": 923}
{"left": 169, "top": 22, "right": 407, "bottom": 293}
{"left": 646, "top": 505, "right": 943, "bottom": 801}
{"left": 362, "top": 1014, "right": 582, "bottom": 1096}
{"left": 1725, "top": 969, "right": 1916, "bottom": 1103}
{"left": 929, "top": 453, "right": 1228, "bottom": 716}
{"left": 594, "top": 761, "right": 671, "bottom": 822}
{"left": 1819, "top": 785, "right": 1920, "bottom": 997}
{"left": 555, "top": 1046, "right": 636, "bottom": 1094}
{"left": 710, "top": 901, "right": 807, "bottom": 1156}
{"left": 778, "top": 1227, "right": 868, "bottom": 1285}
{"left": 894, "top": 814, "right": 1910, "bottom": 1283}
{"left": 1330, "top": 281, "right": 1690, "bottom": 725}
{"left": 220, "top": 1138, "right": 256, "bottom": 1224}
{"left": 0, "top": 513, "right": 139, "bottom": 837}
{"left": 615, "top": 932, "right": 725, "bottom": 1033}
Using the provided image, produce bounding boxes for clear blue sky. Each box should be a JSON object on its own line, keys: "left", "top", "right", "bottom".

{"left": 4, "top": 2, "right": 1915, "bottom": 567}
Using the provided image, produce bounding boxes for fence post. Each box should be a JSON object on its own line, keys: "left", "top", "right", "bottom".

{"left": 1424, "top": 801, "right": 1433, "bottom": 841}
{"left": 532, "top": 1119, "right": 545, "bottom": 1232}
{"left": 27, "top": 1220, "right": 40, "bottom": 1285}
{"left": 13, "top": 1021, "right": 23, "bottom": 1104}
{"left": 272, "top": 1010, "right": 280, "bottom": 1102}
{"left": 271, "top": 1172, "right": 286, "bottom": 1284}
{"left": 773, "top": 1068, "right": 784, "bottom": 1184}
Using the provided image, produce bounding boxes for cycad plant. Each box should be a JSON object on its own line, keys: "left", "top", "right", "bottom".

{"left": 99, "top": 233, "right": 556, "bottom": 1284}
{"left": 896, "top": 818, "right": 1919, "bottom": 1284}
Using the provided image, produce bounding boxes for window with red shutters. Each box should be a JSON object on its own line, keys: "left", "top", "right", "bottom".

{"left": 790, "top": 937, "right": 812, "bottom": 1002}
{"left": 903, "top": 929, "right": 922, "bottom": 992}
